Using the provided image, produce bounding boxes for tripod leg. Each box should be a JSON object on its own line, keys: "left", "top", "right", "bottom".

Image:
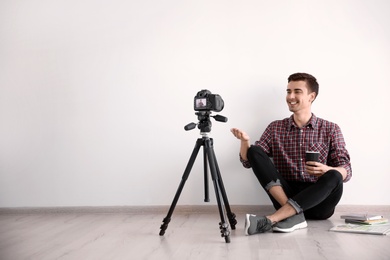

{"left": 159, "top": 138, "right": 203, "bottom": 236}
{"left": 203, "top": 145, "right": 210, "bottom": 202}
{"left": 204, "top": 139, "right": 231, "bottom": 243}
{"left": 208, "top": 138, "right": 237, "bottom": 230}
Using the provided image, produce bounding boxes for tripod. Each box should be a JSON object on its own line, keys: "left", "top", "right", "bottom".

{"left": 159, "top": 112, "right": 237, "bottom": 243}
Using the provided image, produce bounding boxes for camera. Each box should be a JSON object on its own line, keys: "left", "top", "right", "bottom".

{"left": 194, "top": 90, "right": 224, "bottom": 112}
{"left": 185, "top": 89, "right": 227, "bottom": 132}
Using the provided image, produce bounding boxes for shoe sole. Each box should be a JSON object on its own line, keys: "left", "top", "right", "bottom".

{"left": 272, "top": 221, "right": 308, "bottom": 233}
{"left": 244, "top": 214, "right": 251, "bottom": 236}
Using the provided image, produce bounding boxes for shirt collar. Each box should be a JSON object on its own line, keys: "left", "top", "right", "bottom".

{"left": 288, "top": 113, "right": 318, "bottom": 130}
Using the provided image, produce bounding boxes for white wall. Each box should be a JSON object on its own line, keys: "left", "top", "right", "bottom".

{"left": 1, "top": 0, "right": 389, "bottom": 207}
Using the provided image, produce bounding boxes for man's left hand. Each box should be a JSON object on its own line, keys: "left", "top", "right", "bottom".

{"left": 305, "top": 162, "right": 331, "bottom": 177}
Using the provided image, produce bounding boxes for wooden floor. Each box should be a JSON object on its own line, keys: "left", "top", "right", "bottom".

{"left": 0, "top": 206, "right": 389, "bottom": 260}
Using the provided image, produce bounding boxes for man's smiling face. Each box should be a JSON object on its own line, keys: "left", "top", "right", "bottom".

{"left": 286, "top": 80, "right": 316, "bottom": 113}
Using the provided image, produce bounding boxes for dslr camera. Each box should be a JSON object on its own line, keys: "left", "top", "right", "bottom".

{"left": 194, "top": 90, "right": 224, "bottom": 112}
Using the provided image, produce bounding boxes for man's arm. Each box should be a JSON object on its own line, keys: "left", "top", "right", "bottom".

{"left": 306, "top": 122, "right": 352, "bottom": 182}
{"left": 306, "top": 163, "right": 348, "bottom": 180}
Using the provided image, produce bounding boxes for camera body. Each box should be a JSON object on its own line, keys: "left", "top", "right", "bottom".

{"left": 194, "top": 90, "right": 224, "bottom": 112}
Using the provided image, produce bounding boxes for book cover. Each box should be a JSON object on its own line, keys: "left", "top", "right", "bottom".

{"left": 340, "top": 213, "right": 383, "bottom": 221}
{"left": 345, "top": 218, "right": 388, "bottom": 225}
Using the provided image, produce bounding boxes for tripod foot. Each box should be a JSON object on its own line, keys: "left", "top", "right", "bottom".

{"left": 219, "top": 222, "right": 231, "bottom": 243}
{"left": 159, "top": 217, "right": 171, "bottom": 236}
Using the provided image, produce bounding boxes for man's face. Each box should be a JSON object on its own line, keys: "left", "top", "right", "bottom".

{"left": 286, "top": 80, "right": 316, "bottom": 113}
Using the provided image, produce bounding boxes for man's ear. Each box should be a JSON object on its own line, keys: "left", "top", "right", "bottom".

{"left": 310, "top": 92, "right": 317, "bottom": 102}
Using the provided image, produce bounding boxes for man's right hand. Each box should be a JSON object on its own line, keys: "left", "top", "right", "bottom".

{"left": 231, "top": 128, "right": 251, "bottom": 161}
{"left": 230, "top": 128, "right": 250, "bottom": 142}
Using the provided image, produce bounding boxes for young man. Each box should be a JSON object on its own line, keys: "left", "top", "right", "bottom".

{"left": 231, "top": 72, "right": 352, "bottom": 235}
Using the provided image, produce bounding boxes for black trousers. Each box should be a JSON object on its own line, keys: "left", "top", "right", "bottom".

{"left": 247, "top": 145, "right": 343, "bottom": 220}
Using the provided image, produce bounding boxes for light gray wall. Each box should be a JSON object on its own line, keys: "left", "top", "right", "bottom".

{"left": 1, "top": 0, "right": 389, "bottom": 207}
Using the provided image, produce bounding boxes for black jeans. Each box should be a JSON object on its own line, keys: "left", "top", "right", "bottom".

{"left": 247, "top": 145, "right": 343, "bottom": 220}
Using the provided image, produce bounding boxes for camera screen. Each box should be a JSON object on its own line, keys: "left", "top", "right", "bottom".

{"left": 195, "top": 98, "right": 207, "bottom": 108}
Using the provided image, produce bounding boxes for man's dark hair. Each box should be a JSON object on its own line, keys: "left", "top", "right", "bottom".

{"left": 288, "top": 72, "right": 319, "bottom": 100}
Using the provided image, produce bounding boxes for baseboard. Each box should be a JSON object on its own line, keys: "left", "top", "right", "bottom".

{"left": 0, "top": 205, "right": 389, "bottom": 215}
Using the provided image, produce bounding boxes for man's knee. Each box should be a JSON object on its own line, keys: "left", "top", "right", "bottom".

{"left": 247, "top": 145, "right": 268, "bottom": 162}
{"left": 246, "top": 145, "right": 257, "bottom": 161}
{"left": 321, "top": 169, "right": 343, "bottom": 187}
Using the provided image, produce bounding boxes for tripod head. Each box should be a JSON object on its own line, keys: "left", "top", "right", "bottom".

{"left": 184, "top": 111, "right": 228, "bottom": 133}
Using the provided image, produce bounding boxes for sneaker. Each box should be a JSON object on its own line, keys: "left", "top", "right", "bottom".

{"left": 272, "top": 212, "right": 307, "bottom": 233}
{"left": 244, "top": 214, "right": 273, "bottom": 235}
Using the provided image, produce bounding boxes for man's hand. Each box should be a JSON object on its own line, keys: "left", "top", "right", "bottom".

{"left": 306, "top": 162, "right": 348, "bottom": 180}
{"left": 231, "top": 128, "right": 251, "bottom": 161}
{"left": 305, "top": 162, "right": 331, "bottom": 177}
{"left": 230, "top": 128, "right": 250, "bottom": 141}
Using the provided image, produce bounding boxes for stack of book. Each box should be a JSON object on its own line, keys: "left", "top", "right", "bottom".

{"left": 330, "top": 213, "right": 390, "bottom": 235}
{"left": 340, "top": 213, "right": 388, "bottom": 225}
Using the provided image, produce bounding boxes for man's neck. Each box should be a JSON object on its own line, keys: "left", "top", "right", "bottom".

{"left": 293, "top": 111, "right": 312, "bottom": 128}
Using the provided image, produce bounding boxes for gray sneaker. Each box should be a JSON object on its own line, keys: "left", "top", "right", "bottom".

{"left": 245, "top": 214, "right": 273, "bottom": 235}
{"left": 272, "top": 212, "right": 307, "bottom": 233}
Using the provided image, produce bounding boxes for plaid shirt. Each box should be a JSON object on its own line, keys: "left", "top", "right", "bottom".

{"left": 241, "top": 114, "right": 352, "bottom": 183}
